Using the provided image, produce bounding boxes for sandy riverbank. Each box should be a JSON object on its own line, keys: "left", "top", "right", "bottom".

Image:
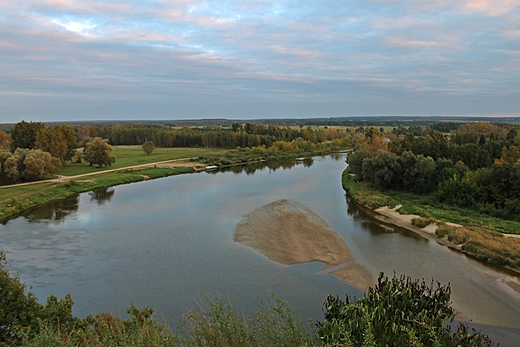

{"left": 373, "top": 205, "right": 520, "bottom": 297}
{"left": 233, "top": 199, "right": 374, "bottom": 291}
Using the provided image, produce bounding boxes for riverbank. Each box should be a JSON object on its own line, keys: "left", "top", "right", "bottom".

{"left": 0, "top": 144, "right": 347, "bottom": 224}
{"left": 0, "top": 162, "right": 201, "bottom": 223}
{"left": 341, "top": 169, "right": 520, "bottom": 276}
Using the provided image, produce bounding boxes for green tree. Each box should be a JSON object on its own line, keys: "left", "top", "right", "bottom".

{"left": 0, "top": 252, "right": 78, "bottom": 345}
{"left": 318, "top": 273, "right": 495, "bottom": 347}
{"left": 84, "top": 137, "right": 115, "bottom": 167}
{"left": 10, "top": 121, "right": 45, "bottom": 152}
{"left": 142, "top": 141, "right": 155, "bottom": 155}
{"left": 21, "top": 149, "right": 59, "bottom": 181}
{"left": 371, "top": 151, "right": 401, "bottom": 190}
{"left": 412, "top": 154, "right": 437, "bottom": 194}
{"left": 0, "top": 150, "right": 19, "bottom": 184}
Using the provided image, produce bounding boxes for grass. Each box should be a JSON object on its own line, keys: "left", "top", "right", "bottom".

{"left": 59, "top": 147, "right": 227, "bottom": 176}
{"left": 0, "top": 166, "right": 195, "bottom": 223}
{"left": 342, "top": 170, "right": 520, "bottom": 270}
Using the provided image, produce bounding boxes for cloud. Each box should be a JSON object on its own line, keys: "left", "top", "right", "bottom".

{"left": 0, "top": 0, "right": 519, "bottom": 122}
{"left": 388, "top": 37, "right": 463, "bottom": 50}
{"left": 461, "top": 0, "right": 519, "bottom": 16}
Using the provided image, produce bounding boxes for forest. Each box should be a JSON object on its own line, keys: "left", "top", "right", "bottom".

{"left": 347, "top": 122, "right": 520, "bottom": 221}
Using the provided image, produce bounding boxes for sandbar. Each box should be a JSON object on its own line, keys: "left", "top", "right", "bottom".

{"left": 233, "top": 199, "right": 373, "bottom": 290}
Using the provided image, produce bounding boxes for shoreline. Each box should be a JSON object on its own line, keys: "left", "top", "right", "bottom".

{"left": 342, "top": 176, "right": 520, "bottom": 281}
{"left": 0, "top": 150, "right": 340, "bottom": 223}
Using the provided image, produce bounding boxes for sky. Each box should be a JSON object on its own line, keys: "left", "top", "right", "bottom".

{"left": 1, "top": 0, "right": 519, "bottom": 123}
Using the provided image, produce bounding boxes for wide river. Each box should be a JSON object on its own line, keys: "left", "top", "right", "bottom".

{"left": 1, "top": 154, "right": 520, "bottom": 345}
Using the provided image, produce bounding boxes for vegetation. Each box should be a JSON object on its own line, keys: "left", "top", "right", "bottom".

{"left": 142, "top": 141, "right": 155, "bottom": 155}
{"left": 346, "top": 122, "right": 520, "bottom": 222}
{"left": 59, "top": 147, "right": 227, "bottom": 177}
{"left": 318, "top": 273, "right": 495, "bottom": 347}
{"left": 83, "top": 137, "right": 115, "bottom": 167}
{"left": 342, "top": 172, "right": 520, "bottom": 269}
{"left": 0, "top": 166, "right": 195, "bottom": 223}
{"left": 1, "top": 251, "right": 496, "bottom": 347}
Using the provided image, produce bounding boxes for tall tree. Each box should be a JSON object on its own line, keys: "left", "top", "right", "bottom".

{"left": 55, "top": 124, "right": 77, "bottom": 160}
{"left": 0, "top": 130, "right": 11, "bottom": 150}
{"left": 0, "top": 150, "right": 18, "bottom": 184}
{"left": 10, "top": 121, "right": 45, "bottom": 152}
{"left": 35, "top": 127, "right": 67, "bottom": 164}
{"left": 84, "top": 137, "right": 115, "bottom": 167}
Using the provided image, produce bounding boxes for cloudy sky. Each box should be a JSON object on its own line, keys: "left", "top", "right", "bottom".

{"left": 1, "top": 0, "right": 519, "bottom": 122}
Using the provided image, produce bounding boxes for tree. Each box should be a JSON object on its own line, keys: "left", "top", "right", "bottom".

{"left": 55, "top": 124, "right": 77, "bottom": 161}
{"left": 10, "top": 120, "right": 45, "bottom": 152}
{"left": 412, "top": 154, "right": 437, "bottom": 194}
{"left": 318, "top": 273, "right": 495, "bottom": 347}
{"left": 142, "top": 141, "right": 155, "bottom": 155}
{"left": 0, "top": 252, "right": 78, "bottom": 345}
{"left": 84, "top": 137, "right": 115, "bottom": 167}
{"left": 21, "top": 149, "right": 59, "bottom": 181}
{"left": 35, "top": 127, "right": 67, "bottom": 164}
{"left": 0, "top": 150, "right": 19, "bottom": 184}
{"left": 0, "top": 130, "right": 11, "bottom": 150}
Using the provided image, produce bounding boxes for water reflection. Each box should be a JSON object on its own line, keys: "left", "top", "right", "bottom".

{"left": 89, "top": 188, "right": 115, "bottom": 205}
{"left": 23, "top": 195, "right": 79, "bottom": 223}
{"left": 212, "top": 157, "right": 314, "bottom": 175}
{"left": 345, "top": 195, "right": 425, "bottom": 241}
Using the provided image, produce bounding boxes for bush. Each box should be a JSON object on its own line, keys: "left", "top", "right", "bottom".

{"left": 317, "top": 273, "right": 495, "bottom": 347}
{"left": 412, "top": 217, "right": 437, "bottom": 228}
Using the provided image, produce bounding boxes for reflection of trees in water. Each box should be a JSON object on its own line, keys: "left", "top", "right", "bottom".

{"left": 24, "top": 195, "right": 79, "bottom": 223}
{"left": 330, "top": 152, "right": 347, "bottom": 161}
{"left": 345, "top": 195, "right": 425, "bottom": 241}
{"left": 89, "top": 187, "right": 115, "bottom": 205}
{"left": 208, "top": 158, "right": 315, "bottom": 175}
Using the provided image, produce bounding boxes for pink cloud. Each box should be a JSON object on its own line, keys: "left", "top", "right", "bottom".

{"left": 388, "top": 37, "right": 463, "bottom": 50}
{"left": 462, "top": 0, "right": 518, "bottom": 16}
{"left": 270, "top": 45, "right": 321, "bottom": 59}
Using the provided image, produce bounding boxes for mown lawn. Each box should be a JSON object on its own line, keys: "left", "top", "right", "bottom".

{"left": 59, "top": 146, "right": 227, "bottom": 176}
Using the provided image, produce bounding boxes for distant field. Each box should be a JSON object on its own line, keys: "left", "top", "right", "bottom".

{"left": 59, "top": 146, "right": 227, "bottom": 176}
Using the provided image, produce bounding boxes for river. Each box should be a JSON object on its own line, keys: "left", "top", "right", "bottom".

{"left": 1, "top": 154, "right": 519, "bottom": 346}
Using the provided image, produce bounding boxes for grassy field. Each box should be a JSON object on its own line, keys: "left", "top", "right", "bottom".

{"left": 342, "top": 171, "right": 520, "bottom": 270}
{"left": 59, "top": 146, "right": 227, "bottom": 176}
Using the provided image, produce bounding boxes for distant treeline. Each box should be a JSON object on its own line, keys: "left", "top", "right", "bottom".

{"left": 85, "top": 123, "right": 349, "bottom": 149}
{"left": 347, "top": 122, "right": 520, "bottom": 221}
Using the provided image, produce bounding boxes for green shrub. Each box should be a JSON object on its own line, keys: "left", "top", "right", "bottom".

{"left": 412, "top": 217, "right": 437, "bottom": 228}
{"left": 317, "top": 273, "right": 495, "bottom": 347}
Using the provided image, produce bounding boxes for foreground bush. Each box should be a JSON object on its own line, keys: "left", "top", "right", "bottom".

{"left": 317, "top": 273, "right": 495, "bottom": 347}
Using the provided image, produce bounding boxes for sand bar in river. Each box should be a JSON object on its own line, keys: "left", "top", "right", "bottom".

{"left": 234, "top": 199, "right": 373, "bottom": 291}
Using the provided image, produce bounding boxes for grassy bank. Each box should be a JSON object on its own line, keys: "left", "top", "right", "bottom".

{"left": 0, "top": 144, "right": 347, "bottom": 224}
{"left": 342, "top": 170, "right": 520, "bottom": 270}
{"left": 0, "top": 166, "right": 195, "bottom": 223}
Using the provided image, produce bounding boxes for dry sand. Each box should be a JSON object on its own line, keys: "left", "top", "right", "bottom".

{"left": 234, "top": 199, "right": 374, "bottom": 290}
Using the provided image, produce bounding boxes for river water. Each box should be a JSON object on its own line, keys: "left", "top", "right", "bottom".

{"left": 1, "top": 154, "right": 520, "bottom": 345}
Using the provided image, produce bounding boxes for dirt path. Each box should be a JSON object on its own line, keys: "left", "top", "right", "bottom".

{"left": 0, "top": 158, "right": 205, "bottom": 189}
